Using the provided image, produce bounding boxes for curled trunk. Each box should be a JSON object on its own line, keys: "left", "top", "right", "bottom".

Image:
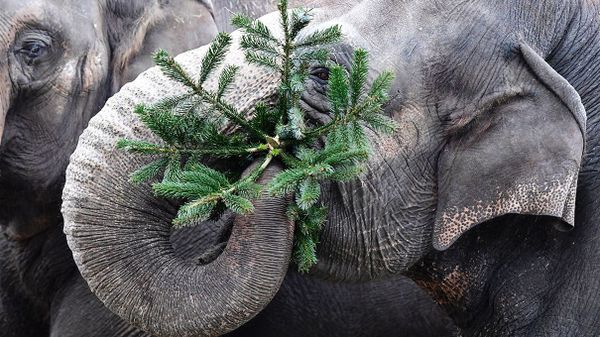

{"left": 62, "top": 29, "right": 292, "bottom": 337}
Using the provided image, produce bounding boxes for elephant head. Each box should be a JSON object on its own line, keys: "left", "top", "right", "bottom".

{"left": 0, "top": 0, "right": 217, "bottom": 241}
{"left": 62, "top": 0, "right": 593, "bottom": 336}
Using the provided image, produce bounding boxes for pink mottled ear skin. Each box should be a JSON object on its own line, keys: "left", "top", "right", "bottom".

{"left": 433, "top": 44, "right": 585, "bottom": 251}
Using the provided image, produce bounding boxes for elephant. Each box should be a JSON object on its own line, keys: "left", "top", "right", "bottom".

{"left": 0, "top": 0, "right": 216, "bottom": 335}
{"left": 61, "top": 0, "right": 600, "bottom": 336}
{"left": 0, "top": 0, "right": 456, "bottom": 336}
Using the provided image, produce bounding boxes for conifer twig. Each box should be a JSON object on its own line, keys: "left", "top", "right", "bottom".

{"left": 118, "top": 0, "right": 397, "bottom": 272}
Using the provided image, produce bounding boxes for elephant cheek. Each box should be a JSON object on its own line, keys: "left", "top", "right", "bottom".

{"left": 0, "top": 72, "right": 10, "bottom": 145}
{"left": 54, "top": 50, "right": 106, "bottom": 101}
{"left": 80, "top": 44, "right": 109, "bottom": 94}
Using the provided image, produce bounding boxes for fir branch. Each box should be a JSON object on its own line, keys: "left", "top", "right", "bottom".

{"left": 296, "top": 178, "right": 320, "bottom": 210}
{"left": 153, "top": 50, "right": 267, "bottom": 140}
{"left": 268, "top": 167, "right": 308, "bottom": 196}
{"left": 173, "top": 198, "right": 218, "bottom": 227}
{"left": 279, "top": 0, "right": 293, "bottom": 124}
{"left": 222, "top": 193, "right": 254, "bottom": 214}
{"left": 244, "top": 51, "right": 280, "bottom": 70}
{"left": 217, "top": 65, "right": 239, "bottom": 98}
{"left": 153, "top": 181, "right": 217, "bottom": 199}
{"left": 369, "top": 70, "right": 395, "bottom": 102}
{"left": 240, "top": 35, "right": 279, "bottom": 55}
{"left": 129, "top": 158, "right": 170, "bottom": 184}
{"left": 349, "top": 49, "right": 369, "bottom": 106}
{"left": 231, "top": 13, "right": 277, "bottom": 42}
{"left": 163, "top": 155, "right": 183, "bottom": 182}
{"left": 291, "top": 8, "right": 312, "bottom": 39}
{"left": 153, "top": 50, "right": 195, "bottom": 88}
{"left": 199, "top": 33, "right": 232, "bottom": 85}
{"left": 295, "top": 25, "right": 342, "bottom": 48}
{"left": 234, "top": 180, "right": 262, "bottom": 200}
{"left": 120, "top": 3, "right": 396, "bottom": 273}
{"left": 363, "top": 112, "right": 398, "bottom": 134}
{"left": 297, "top": 49, "right": 330, "bottom": 63}
{"left": 286, "top": 106, "right": 306, "bottom": 139}
{"left": 327, "top": 65, "right": 350, "bottom": 116}
{"left": 293, "top": 232, "right": 317, "bottom": 272}
{"left": 291, "top": 204, "right": 326, "bottom": 272}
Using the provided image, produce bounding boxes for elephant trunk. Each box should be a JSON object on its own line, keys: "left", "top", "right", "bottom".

{"left": 62, "top": 23, "right": 292, "bottom": 337}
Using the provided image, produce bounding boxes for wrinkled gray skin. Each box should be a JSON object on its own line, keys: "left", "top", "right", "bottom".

{"left": 0, "top": 0, "right": 455, "bottom": 336}
{"left": 62, "top": 0, "right": 600, "bottom": 336}
{"left": 0, "top": 0, "right": 216, "bottom": 336}
{"left": 212, "top": 0, "right": 311, "bottom": 32}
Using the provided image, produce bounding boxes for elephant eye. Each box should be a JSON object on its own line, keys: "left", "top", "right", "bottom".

{"left": 19, "top": 40, "right": 50, "bottom": 63}
{"left": 311, "top": 67, "right": 330, "bottom": 83}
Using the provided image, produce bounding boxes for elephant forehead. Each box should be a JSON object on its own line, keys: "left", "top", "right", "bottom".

{"left": 0, "top": 0, "right": 92, "bottom": 22}
{"left": 0, "top": 0, "right": 101, "bottom": 46}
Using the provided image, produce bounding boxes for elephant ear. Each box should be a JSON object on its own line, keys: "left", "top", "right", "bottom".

{"left": 103, "top": 0, "right": 217, "bottom": 92}
{"left": 433, "top": 43, "right": 586, "bottom": 250}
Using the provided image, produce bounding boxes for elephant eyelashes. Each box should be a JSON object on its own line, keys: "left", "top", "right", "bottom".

{"left": 14, "top": 32, "right": 54, "bottom": 66}
{"left": 19, "top": 41, "right": 49, "bottom": 62}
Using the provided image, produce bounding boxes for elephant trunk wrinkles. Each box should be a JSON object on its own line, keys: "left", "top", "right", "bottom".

{"left": 62, "top": 24, "right": 293, "bottom": 337}
{"left": 63, "top": 148, "right": 293, "bottom": 337}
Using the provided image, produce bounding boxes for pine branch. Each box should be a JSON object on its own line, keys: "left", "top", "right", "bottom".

{"left": 327, "top": 65, "right": 350, "bottom": 116}
{"left": 298, "top": 49, "right": 330, "bottom": 63}
{"left": 222, "top": 193, "right": 254, "bottom": 214}
{"left": 349, "top": 49, "right": 369, "bottom": 106}
{"left": 296, "top": 178, "right": 320, "bottom": 210}
{"left": 240, "top": 35, "right": 279, "bottom": 55}
{"left": 129, "top": 158, "right": 170, "bottom": 184}
{"left": 231, "top": 14, "right": 277, "bottom": 42}
{"left": 369, "top": 70, "right": 395, "bottom": 102}
{"left": 153, "top": 50, "right": 196, "bottom": 88}
{"left": 217, "top": 65, "right": 239, "bottom": 98}
{"left": 295, "top": 25, "right": 342, "bottom": 48}
{"left": 173, "top": 198, "right": 218, "bottom": 227}
{"left": 244, "top": 51, "right": 280, "bottom": 70}
{"left": 199, "top": 33, "right": 232, "bottom": 85}
{"left": 119, "top": 2, "right": 396, "bottom": 273}
{"left": 291, "top": 8, "right": 312, "bottom": 39}
{"left": 153, "top": 49, "right": 267, "bottom": 140}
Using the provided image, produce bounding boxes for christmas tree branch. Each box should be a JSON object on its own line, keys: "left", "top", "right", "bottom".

{"left": 119, "top": 0, "right": 397, "bottom": 272}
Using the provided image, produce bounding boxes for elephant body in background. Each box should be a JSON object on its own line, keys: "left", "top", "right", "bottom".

{"left": 0, "top": 0, "right": 216, "bottom": 335}
{"left": 62, "top": 0, "right": 600, "bottom": 336}
{"left": 0, "top": 0, "right": 455, "bottom": 336}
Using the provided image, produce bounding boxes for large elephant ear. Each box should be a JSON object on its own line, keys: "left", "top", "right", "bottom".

{"left": 433, "top": 43, "right": 586, "bottom": 250}
{"left": 103, "top": 0, "right": 217, "bottom": 91}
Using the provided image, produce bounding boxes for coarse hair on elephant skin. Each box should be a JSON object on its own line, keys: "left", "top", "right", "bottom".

{"left": 62, "top": 0, "right": 600, "bottom": 336}
{"left": 0, "top": 0, "right": 456, "bottom": 336}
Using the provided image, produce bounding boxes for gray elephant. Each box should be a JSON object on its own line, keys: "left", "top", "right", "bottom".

{"left": 0, "top": 0, "right": 455, "bottom": 336}
{"left": 0, "top": 0, "right": 215, "bottom": 335}
{"left": 62, "top": 0, "right": 600, "bottom": 336}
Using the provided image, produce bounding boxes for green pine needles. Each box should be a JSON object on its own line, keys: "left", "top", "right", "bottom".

{"left": 117, "top": 0, "right": 398, "bottom": 272}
